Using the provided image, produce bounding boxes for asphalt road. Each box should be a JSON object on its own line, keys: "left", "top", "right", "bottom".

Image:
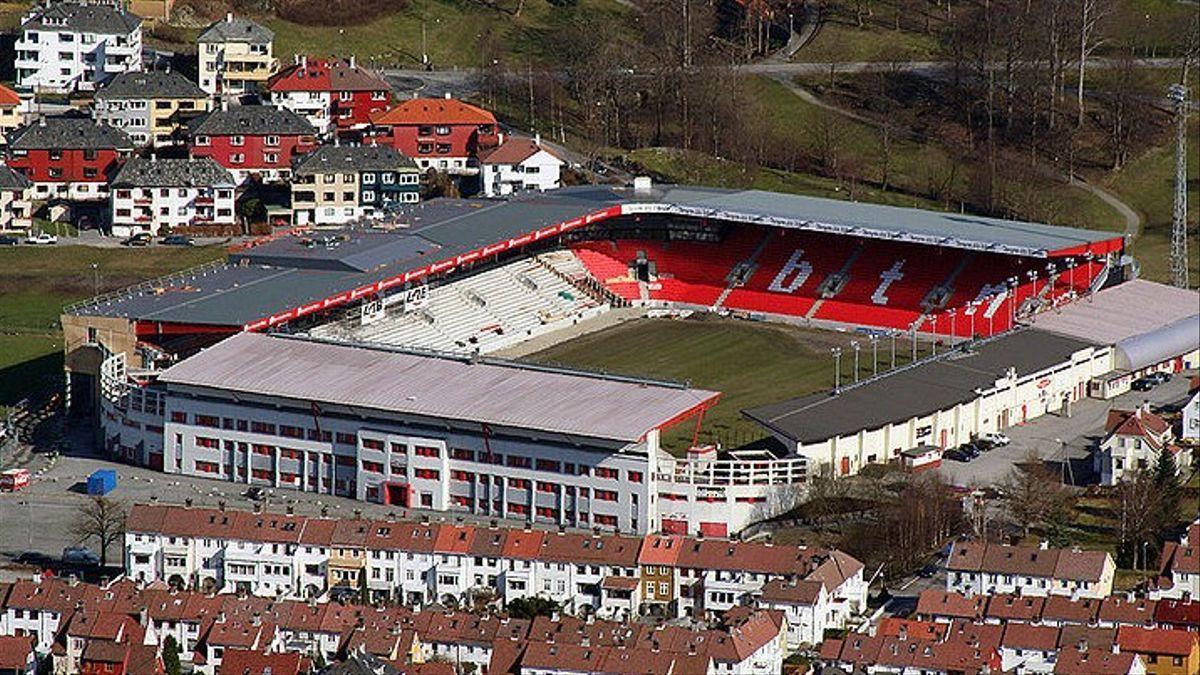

{"left": 936, "top": 371, "right": 1197, "bottom": 488}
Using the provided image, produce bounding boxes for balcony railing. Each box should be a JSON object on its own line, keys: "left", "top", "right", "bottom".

{"left": 655, "top": 455, "right": 808, "bottom": 487}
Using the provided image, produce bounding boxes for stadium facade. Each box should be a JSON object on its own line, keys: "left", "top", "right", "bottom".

{"left": 70, "top": 183, "right": 1200, "bottom": 536}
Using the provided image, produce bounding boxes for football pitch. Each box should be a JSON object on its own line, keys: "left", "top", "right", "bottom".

{"left": 525, "top": 314, "right": 865, "bottom": 452}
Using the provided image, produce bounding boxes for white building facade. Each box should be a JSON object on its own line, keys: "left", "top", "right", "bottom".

{"left": 14, "top": 3, "right": 142, "bottom": 94}
{"left": 109, "top": 157, "right": 237, "bottom": 237}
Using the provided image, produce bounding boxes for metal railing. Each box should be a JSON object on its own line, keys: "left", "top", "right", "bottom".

{"left": 656, "top": 455, "right": 808, "bottom": 487}
{"left": 63, "top": 258, "right": 229, "bottom": 315}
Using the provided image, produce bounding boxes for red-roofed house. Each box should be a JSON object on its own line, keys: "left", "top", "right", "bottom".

{"left": 268, "top": 56, "right": 391, "bottom": 136}
{"left": 0, "top": 635, "right": 35, "bottom": 675}
{"left": 1000, "top": 623, "right": 1061, "bottom": 672}
{"left": 478, "top": 136, "right": 564, "bottom": 198}
{"left": 1154, "top": 599, "right": 1200, "bottom": 632}
{"left": 216, "top": 649, "right": 306, "bottom": 675}
{"left": 0, "top": 84, "right": 23, "bottom": 140}
{"left": 1116, "top": 626, "right": 1199, "bottom": 675}
{"left": 1098, "top": 404, "right": 1188, "bottom": 485}
{"left": 1151, "top": 520, "right": 1200, "bottom": 602}
{"left": 368, "top": 95, "right": 498, "bottom": 174}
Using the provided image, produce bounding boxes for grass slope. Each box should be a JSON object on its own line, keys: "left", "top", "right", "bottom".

{"left": 527, "top": 316, "right": 870, "bottom": 451}
{"left": 0, "top": 246, "right": 224, "bottom": 406}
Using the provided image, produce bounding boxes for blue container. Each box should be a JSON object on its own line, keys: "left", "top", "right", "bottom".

{"left": 86, "top": 469, "right": 117, "bottom": 496}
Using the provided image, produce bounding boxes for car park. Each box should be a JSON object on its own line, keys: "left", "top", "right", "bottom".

{"left": 24, "top": 232, "right": 57, "bottom": 245}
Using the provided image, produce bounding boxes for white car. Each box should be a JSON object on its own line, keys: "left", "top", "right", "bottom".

{"left": 24, "top": 232, "right": 57, "bottom": 245}
{"left": 979, "top": 432, "right": 1011, "bottom": 446}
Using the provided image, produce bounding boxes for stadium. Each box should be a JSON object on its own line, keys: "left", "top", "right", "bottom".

{"left": 65, "top": 180, "right": 1199, "bottom": 537}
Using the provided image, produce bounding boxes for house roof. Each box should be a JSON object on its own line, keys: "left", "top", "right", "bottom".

{"left": 198, "top": 15, "right": 272, "bottom": 43}
{"left": 95, "top": 71, "right": 206, "bottom": 101}
{"left": 1053, "top": 646, "right": 1138, "bottom": 675}
{"left": 371, "top": 97, "right": 496, "bottom": 126}
{"left": 638, "top": 535, "right": 684, "bottom": 566}
{"left": 217, "top": 649, "right": 304, "bottom": 675}
{"left": 1098, "top": 596, "right": 1157, "bottom": 626}
{"left": 1041, "top": 596, "right": 1101, "bottom": 624}
{"left": 915, "top": 590, "right": 986, "bottom": 621}
{"left": 1116, "top": 626, "right": 1198, "bottom": 657}
{"left": 981, "top": 543, "right": 1060, "bottom": 577}
{"left": 158, "top": 332, "right": 718, "bottom": 445}
{"left": 269, "top": 58, "right": 389, "bottom": 93}
{"left": 1001, "top": 623, "right": 1060, "bottom": 652}
{"left": 757, "top": 578, "right": 825, "bottom": 606}
{"left": 112, "top": 157, "right": 235, "bottom": 189}
{"left": 985, "top": 594, "right": 1045, "bottom": 622}
{"left": 478, "top": 137, "right": 561, "bottom": 166}
{"left": 188, "top": 106, "right": 315, "bottom": 137}
{"left": 0, "top": 636, "right": 33, "bottom": 670}
{"left": 876, "top": 618, "right": 948, "bottom": 642}
{"left": 0, "top": 84, "right": 20, "bottom": 107}
{"left": 1105, "top": 407, "right": 1170, "bottom": 439}
{"left": 1154, "top": 599, "right": 1200, "bottom": 629}
{"left": 8, "top": 117, "right": 133, "bottom": 151}
{"left": 293, "top": 145, "right": 416, "bottom": 175}
{"left": 1054, "top": 548, "right": 1111, "bottom": 582}
{"left": 0, "top": 165, "right": 31, "bottom": 190}
{"left": 23, "top": 3, "right": 141, "bottom": 34}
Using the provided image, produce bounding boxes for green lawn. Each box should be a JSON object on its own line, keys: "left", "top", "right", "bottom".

{"left": 525, "top": 315, "right": 905, "bottom": 452}
{"left": 797, "top": 14, "right": 942, "bottom": 63}
{"left": 0, "top": 246, "right": 224, "bottom": 407}
{"left": 263, "top": 0, "right": 634, "bottom": 68}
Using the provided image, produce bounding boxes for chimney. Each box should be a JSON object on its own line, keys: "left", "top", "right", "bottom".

{"left": 301, "top": 55, "right": 307, "bottom": 70}
{"left": 633, "top": 176, "right": 653, "bottom": 193}
{"left": 444, "top": 92, "right": 451, "bottom": 100}
{"left": 533, "top": 133, "right": 540, "bottom": 146}
{"left": 349, "top": 55, "right": 356, "bottom": 69}
{"left": 226, "top": 12, "right": 233, "bottom": 22}
{"left": 218, "top": 500, "right": 226, "bottom": 511}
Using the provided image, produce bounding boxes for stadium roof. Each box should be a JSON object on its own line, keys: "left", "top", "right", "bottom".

{"left": 743, "top": 330, "right": 1097, "bottom": 445}
{"left": 158, "top": 333, "right": 719, "bottom": 444}
{"left": 66, "top": 184, "right": 1124, "bottom": 329}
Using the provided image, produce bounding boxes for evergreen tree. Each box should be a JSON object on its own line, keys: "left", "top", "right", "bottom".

{"left": 1152, "top": 446, "right": 1183, "bottom": 532}
{"left": 162, "top": 635, "right": 181, "bottom": 675}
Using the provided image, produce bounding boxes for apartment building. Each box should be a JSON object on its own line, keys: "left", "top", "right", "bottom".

{"left": 197, "top": 14, "right": 276, "bottom": 97}
{"left": 479, "top": 136, "right": 565, "bottom": 198}
{"left": 109, "top": 157, "right": 236, "bottom": 237}
{"left": 946, "top": 540, "right": 1116, "bottom": 600}
{"left": 368, "top": 95, "right": 499, "bottom": 174}
{"left": 122, "top": 503, "right": 867, "bottom": 630}
{"left": 187, "top": 105, "right": 317, "bottom": 183}
{"left": 93, "top": 71, "right": 210, "bottom": 148}
{"left": 268, "top": 57, "right": 392, "bottom": 136}
{"left": 0, "top": 167, "right": 33, "bottom": 232}
{"left": 14, "top": 3, "right": 142, "bottom": 94}
{"left": 291, "top": 145, "right": 420, "bottom": 225}
{"left": 5, "top": 116, "right": 133, "bottom": 201}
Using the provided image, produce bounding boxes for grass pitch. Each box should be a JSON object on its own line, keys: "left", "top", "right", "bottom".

{"left": 525, "top": 314, "right": 889, "bottom": 452}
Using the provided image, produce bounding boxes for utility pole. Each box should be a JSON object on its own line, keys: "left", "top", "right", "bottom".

{"left": 1169, "top": 84, "right": 1189, "bottom": 288}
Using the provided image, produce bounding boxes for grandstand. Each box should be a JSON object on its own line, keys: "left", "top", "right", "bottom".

{"left": 311, "top": 254, "right": 610, "bottom": 354}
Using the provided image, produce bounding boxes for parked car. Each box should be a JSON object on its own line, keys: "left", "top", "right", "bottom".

{"left": 978, "top": 432, "right": 1010, "bottom": 447}
{"left": 244, "top": 486, "right": 266, "bottom": 501}
{"left": 14, "top": 551, "right": 54, "bottom": 567}
{"left": 1147, "top": 371, "right": 1172, "bottom": 384}
{"left": 61, "top": 546, "right": 99, "bottom": 567}
{"left": 1131, "top": 377, "right": 1155, "bottom": 392}
{"left": 24, "top": 232, "right": 57, "bottom": 245}
{"left": 944, "top": 448, "right": 970, "bottom": 462}
{"left": 161, "top": 235, "right": 195, "bottom": 247}
{"left": 0, "top": 235, "right": 18, "bottom": 246}
{"left": 120, "top": 232, "right": 152, "bottom": 247}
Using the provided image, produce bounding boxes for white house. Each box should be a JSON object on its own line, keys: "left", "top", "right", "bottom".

{"left": 14, "top": 3, "right": 142, "bottom": 94}
{"left": 0, "top": 166, "right": 33, "bottom": 232}
{"left": 1150, "top": 520, "right": 1199, "bottom": 601}
{"left": 109, "top": 157, "right": 236, "bottom": 237}
{"left": 946, "top": 541, "right": 1116, "bottom": 600}
{"left": 197, "top": 14, "right": 276, "bottom": 97}
{"left": 1183, "top": 388, "right": 1199, "bottom": 444}
{"left": 478, "top": 136, "right": 565, "bottom": 198}
{"left": 1096, "top": 404, "right": 1190, "bottom": 486}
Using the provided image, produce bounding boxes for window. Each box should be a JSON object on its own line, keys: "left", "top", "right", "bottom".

{"left": 195, "top": 460, "right": 220, "bottom": 474}
{"left": 363, "top": 191, "right": 375, "bottom": 202}
{"left": 193, "top": 414, "right": 220, "bottom": 428}
{"left": 414, "top": 446, "right": 439, "bottom": 458}
{"left": 83, "top": 149, "right": 97, "bottom": 161}
{"left": 436, "top": 143, "right": 451, "bottom": 154}
{"left": 195, "top": 135, "right": 210, "bottom": 146}
{"left": 195, "top": 437, "right": 219, "bottom": 449}
{"left": 265, "top": 135, "right": 279, "bottom": 146}
{"left": 451, "top": 448, "right": 474, "bottom": 461}
{"left": 361, "top": 460, "right": 384, "bottom": 473}
{"left": 382, "top": 173, "right": 395, "bottom": 184}
{"left": 418, "top": 143, "right": 432, "bottom": 154}
{"left": 506, "top": 455, "right": 531, "bottom": 469}
{"left": 594, "top": 467, "right": 618, "bottom": 479}
{"left": 414, "top": 468, "right": 439, "bottom": 480}
{"left": 372, "top": 91, "right": 387, "bottom": 100}
{"left": 628, "top": 471, "right": 643, "bottom": 483}
{"left": 230, "top": 135, "right": 245, "bottom": 146}
{"left": 363, "top": 173, "right": 376, "bottom": 184}
{"left": 507, "top": 478, "right": 531, "bottom": 489}
{"left": 264, "top": 153, "right": 279, "bottom": 163}
{"left": 536, "top": 459, "right": 561, "bottom": 472}
{"left": 362, "top": 438, "right": 384, "bottom": 451}
{"left": 230, "top": 153, "right": 245, "bottom": 164}
{"left": 250, "top": 421, "right": 276, "bottom": 434}
{"left": 594, "top": 489, "right": 618, "bottom": 502}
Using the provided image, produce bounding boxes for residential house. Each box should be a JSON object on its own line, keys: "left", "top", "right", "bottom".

{"left": 946, "top": 541, "right": 1116, "bottom": 600}
{"left": 1153, "top": 599, "right": 1199, "bottom": 632}
{"left": 268, "top": 57, "right": 392, "bottom": 137}
{"left": 216, "top": 649, "right": 306, "bottom": 675}
{"left": 291, "top": 145, "right": 419, "bottom": 225}
{"left": 0, "top": 85, "right": 24, "bottom": 140}
{"left": 1116, "top": 626, "right": 1200, "bottom": 675}
{"left": 368, "top": 95, "right": 499, "bottom": 174}
{"left": 14, "top": 2, "right": 142, "bottom": 94}
{"left": 109, "top": 158, "right": 236, "bottom": 237}
{"left": 1097, "top": 404, "right": 1190, "bottom": 485}
{"left": 478, "top": 136, "right": 565, "bottom": 198}
{"left": 188, "top": 105, "right": 317, "bottom": 184}
{"left": 6, "top": 116, "right": 133, "bottom": 201}
{"left": 197, "top": 14, "right": 276, "bottom": 96}
{"left": 94, "top": 71, "right": 210, "bottom": 148}
{"left": 998, "top": 622, "right": 1060, "bottom": 673}
{"left": 1183, "top": 388, "right": 1199, "bottom": 444}
{"left": 1151, "top": 521, "right": 1199, "bottom": 601}
{"left": 0, "top": 167, "right": 33, "bottom": 232}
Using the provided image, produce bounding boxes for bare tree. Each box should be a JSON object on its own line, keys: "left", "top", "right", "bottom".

{"left": 70, "top": 496, "right": 127, "bottom": 568}
{"left": 1001, "top": 452, "right": 1074, "bottom": 538}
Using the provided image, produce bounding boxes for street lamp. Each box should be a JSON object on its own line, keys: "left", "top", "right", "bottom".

{"left": 851, "top": 341, "right": 860, "bottom": 383}
{"left": 870, "top": 334, "right": 879, "bottom": 377}
{"left": 831, "top": 347, "right": 842, "bottom": 392}
{"left": 910, "top": 321, "right": 918, "bottom": 362}
{"left": 889, "top": 330, "right": 897, "bottom": 370}
{"left": 91, "top": 262, "right": 99, "bottom": 296}
{"left": 948, "top": 308, "right": 957, "bottom": 341}
{"left": 931, "top": 315, "right": 938, "bottom": 356}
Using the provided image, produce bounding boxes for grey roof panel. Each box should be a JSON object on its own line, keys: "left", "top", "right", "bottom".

{"left": 293, "top": 145, "right": 417, "bottom": 175}
{"left": 188, "top": 106, "right": 315, "bottom": 137}
{"left": 23, "top": 3, "right": 141, "bottom": 34}
{"left": 743, "top": 330, "right": 1097, "bottom": 444}
{"left": 1028, "top": 279, "right": 1200, "bottom": 346}
{"left": 198, "top": 15, "right": 273, "bottom": 43}
{"left": 95, "top": 71, "right": 206, "bottom": 100}
{"left": 8, "top": 116, "right": 133, "bottom": 150}
{"left": 111, "top": 157, "right": 235, "bottom": 188}
{"left": 158, "top": 332, "right": 719, "bottom": 443}
{"left": 0, "top": 165, "right": 31, "bottom": 190}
